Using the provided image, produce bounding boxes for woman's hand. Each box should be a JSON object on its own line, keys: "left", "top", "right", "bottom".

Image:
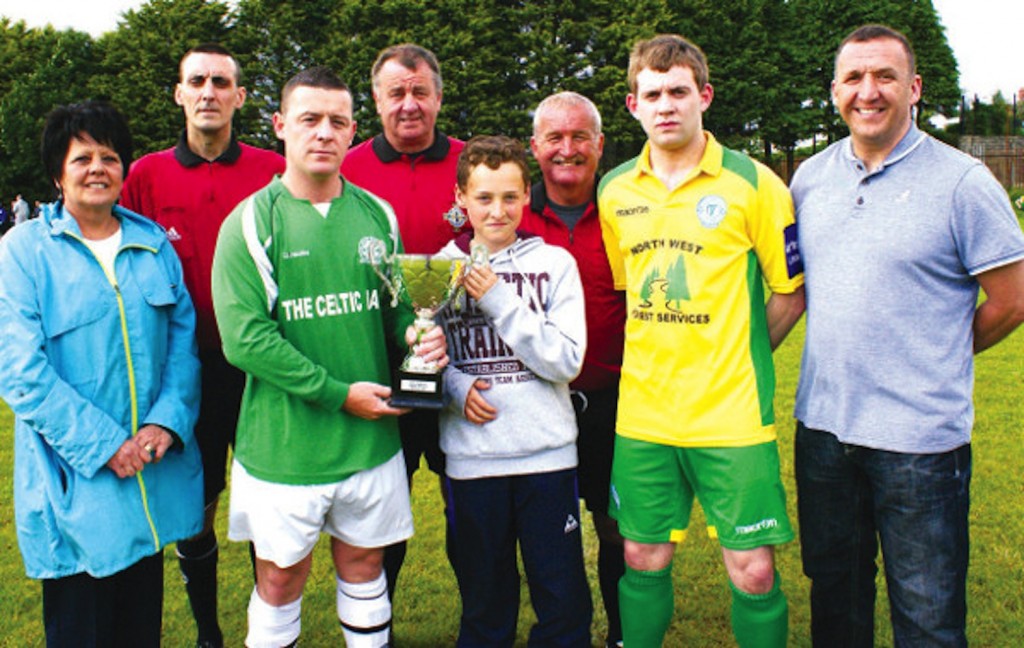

{"left": 105, "top": 425, "right": 174, "bottom": 478}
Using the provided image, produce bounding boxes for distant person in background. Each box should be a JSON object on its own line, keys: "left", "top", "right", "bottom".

{"left": 521, "top": 90, "right": 626, "bottom": 648}
{"left": 340, "top": 42, "right": 468, "bottom": 604}
{"left": 0, "top": 100, "right": 203, "bottom": 648}
{"left": 121, "top": 42, "right": 284, "bottom": 648}
{"left": 792, "top": 24, "right": 1024, "bottom": 646}
{"left": 12, "top": 194, "right": 30, "bottom": 226}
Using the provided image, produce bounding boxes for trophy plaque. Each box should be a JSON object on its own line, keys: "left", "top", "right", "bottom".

{"left": 367, "top": 248, "right": 465, "bottom": 409}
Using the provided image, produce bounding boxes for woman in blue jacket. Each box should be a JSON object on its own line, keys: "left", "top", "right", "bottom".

{"left": 0, "top": 101, "right": 203, "bottom": 647}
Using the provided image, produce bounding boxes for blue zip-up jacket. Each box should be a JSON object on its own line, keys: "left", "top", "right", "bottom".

{"left": 0, "top": 201, "right": 203, "bottom": 579}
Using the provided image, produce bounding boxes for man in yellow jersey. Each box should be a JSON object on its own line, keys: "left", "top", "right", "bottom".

{"left": 597, "top": 34, "right": 805, "bottom": 647}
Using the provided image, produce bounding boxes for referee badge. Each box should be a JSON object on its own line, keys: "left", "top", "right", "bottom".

{"left": 696, "top": 194, "right": 728, "bottom": 229}
{"left": 444, "top": 202, "right": 468, "bottom": 231}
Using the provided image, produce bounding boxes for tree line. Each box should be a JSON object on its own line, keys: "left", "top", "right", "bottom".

{"left": 1, "top": 0, "right": 962, "bottom": 202}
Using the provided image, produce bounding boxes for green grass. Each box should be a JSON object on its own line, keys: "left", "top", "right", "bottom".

{"left": 1, "top": 320, "right": 1022, "bottom": 646}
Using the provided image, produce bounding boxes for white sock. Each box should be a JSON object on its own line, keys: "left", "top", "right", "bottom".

{"left": 246, "top": 587, "right": 301, "bottom": 648}
{"left": 336, "top": 573, "right": 390, "bottom": 647}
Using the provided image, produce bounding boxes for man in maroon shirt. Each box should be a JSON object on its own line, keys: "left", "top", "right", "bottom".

{"left": 121, "top": 43, "right": 284, "bottom": 648}
{"left": 521, "top": 91, "right": 627, "bottom": 648}
{"left": 340, "top": 42, "right": 468, "bottom": 611}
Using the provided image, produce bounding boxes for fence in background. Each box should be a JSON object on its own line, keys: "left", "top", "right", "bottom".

{"left": 960, "top": 136, "right": 1024, "bottom": 188}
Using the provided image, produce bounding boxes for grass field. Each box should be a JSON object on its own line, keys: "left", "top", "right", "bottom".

{"left": 1, "top": 319, "right": 1022, "bottom": 646}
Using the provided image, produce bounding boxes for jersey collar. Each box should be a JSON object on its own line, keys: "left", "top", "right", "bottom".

{"left": 173, "top": 131, "right": 243, "bottom": 168}
{"left": 371, "top": 128, "right": 451, "bottom": 163}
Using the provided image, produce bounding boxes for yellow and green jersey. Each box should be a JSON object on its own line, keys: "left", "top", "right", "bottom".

{"left": 598, "top": 134, "right": 803, "bottom": 448}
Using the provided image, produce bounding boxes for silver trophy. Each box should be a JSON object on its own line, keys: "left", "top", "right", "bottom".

{"left": 363, "top": 240, "right": 466, "bottom": 408}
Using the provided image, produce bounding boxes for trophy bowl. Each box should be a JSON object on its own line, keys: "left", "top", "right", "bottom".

{"left": 370, "top": 252, "right": 465, "bottom": 409}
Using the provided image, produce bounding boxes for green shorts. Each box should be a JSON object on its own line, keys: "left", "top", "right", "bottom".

{"left": 609, "top": 436, "right": 793, "bottom": 550}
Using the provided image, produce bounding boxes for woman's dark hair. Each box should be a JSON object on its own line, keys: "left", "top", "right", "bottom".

{"left": 41, "top": 100, "right": 133, "bottom": 188}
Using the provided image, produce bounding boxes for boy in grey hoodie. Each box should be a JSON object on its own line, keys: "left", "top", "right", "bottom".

{"left": 436, "top": 135, "right": 593, "bottom": 646}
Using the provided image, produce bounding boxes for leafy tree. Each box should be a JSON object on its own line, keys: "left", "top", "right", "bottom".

{"left": 229, "top": 0, "right": 340, "bottom": 149}
{"left": 788, "top": 0, "right": 959, "bottom": 146}
{"left": 91, "top": 0, "right": 233, "bottom": 155}
{"left": 0, "top": 0, "right": 964, "bottom": 200}
{"left": 0, "top": 27, "right": 98, "bottom": 201}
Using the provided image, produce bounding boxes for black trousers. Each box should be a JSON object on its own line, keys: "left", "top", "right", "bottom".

{"left": 42, "top": 552, "right": 164, "bottom": 648}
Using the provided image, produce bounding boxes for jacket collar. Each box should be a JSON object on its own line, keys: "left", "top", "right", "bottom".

{"left": 44, "top": 201, "right": 165, "bottom": 249}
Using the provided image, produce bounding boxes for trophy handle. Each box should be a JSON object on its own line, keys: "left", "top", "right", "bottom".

{"left": 371, "top": 262, "right": 402, "bottom": 307}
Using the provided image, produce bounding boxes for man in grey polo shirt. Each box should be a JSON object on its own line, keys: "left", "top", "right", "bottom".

{"left": 791, "top": 24, "right": 1024, "bottom": 647}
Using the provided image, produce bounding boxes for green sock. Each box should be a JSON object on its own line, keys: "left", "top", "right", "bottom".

{"left": 730, "top": 570, "right": 788, "bottom": 648}
{"left": 619, "top": 565, "right": 673, "bottom": 647}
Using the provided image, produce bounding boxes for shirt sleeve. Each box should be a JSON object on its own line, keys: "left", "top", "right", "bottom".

{"left": 951, "top": 163, "right": 1024, "bottom": 276}
{"left": 748, "top": 166, "right": 804, "bottom": 294}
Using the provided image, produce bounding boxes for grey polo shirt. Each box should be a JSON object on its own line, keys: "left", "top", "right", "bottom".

{"left": 791, "top": 125, "right": 1024, "bottom": 453}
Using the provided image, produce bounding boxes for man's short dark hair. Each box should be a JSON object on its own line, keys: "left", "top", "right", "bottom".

{"left": 41, "top": 100, "right": 133, "bottom": 189}
{"left": 180, "top": 42, "right": 243, "bottom": 85}
{"left": 280, "top": 66, "right": 351, "bottom": 112}
{"left": 836, "top": 25, "right": 917, "bottom": 75}
{"left": 371, "top": 43, "right": 443, "bottom": 94}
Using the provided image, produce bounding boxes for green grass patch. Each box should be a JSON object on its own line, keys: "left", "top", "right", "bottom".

{"left": 2, "top": 321, "right": 1022, "bottom": 645}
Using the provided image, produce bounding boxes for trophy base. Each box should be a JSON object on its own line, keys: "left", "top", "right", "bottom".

{"left": 389, "top": 369, "right": 444, "bottom": 410}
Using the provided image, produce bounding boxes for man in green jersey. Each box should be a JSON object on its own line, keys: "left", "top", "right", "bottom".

{"left": 212, "top": 66, "right": 447, "bottom": 648}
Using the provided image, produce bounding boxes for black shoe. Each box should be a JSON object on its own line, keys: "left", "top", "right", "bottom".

{"left": 196, "top": 639, "right": 224, "bottom": 648}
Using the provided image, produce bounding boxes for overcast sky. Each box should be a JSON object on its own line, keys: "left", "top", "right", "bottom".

{"left": 1, "top": 0, "right": 1020, "bottom": 101}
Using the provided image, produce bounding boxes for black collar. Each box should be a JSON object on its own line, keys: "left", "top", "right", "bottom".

{"left": 371, "top": 128, "right": 451, "bottom": 163}
{"left": 529, "top": 180, "right": 598, "bottom": 214}
{"left": 173, "top": 131, "right": 242, "bottom": 167}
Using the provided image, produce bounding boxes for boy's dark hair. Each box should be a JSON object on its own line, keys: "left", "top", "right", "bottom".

{"left": 41, "top": 100, "right": 133, "bottom": 189}
{"left": 456, "top": 135, "right": 530, "bottom": 190}
{"left": 281, "top": 66, "right": 350, "bottom": 112}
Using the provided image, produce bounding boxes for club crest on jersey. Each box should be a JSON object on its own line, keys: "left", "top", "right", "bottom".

{"left": 357, "top": 236, "right": 387, "bottom": 265}
{"left": 444, "top": 203, "right": 468, "bottom": 230}
{"left": 696, "top": 195, "right": 728, "bottom": 229}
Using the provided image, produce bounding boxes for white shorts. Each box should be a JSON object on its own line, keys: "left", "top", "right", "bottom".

{"left": 228, "top": 452, "right": 413, "bottom": 568}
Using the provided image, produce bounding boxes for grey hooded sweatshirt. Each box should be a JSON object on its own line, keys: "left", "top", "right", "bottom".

{"left": 436, "top": 232, "right": 586, "bottom": 480}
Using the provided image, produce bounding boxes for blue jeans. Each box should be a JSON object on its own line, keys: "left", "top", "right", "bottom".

{"left": 794, "top": 423, "right": 970, "bottom": 648}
